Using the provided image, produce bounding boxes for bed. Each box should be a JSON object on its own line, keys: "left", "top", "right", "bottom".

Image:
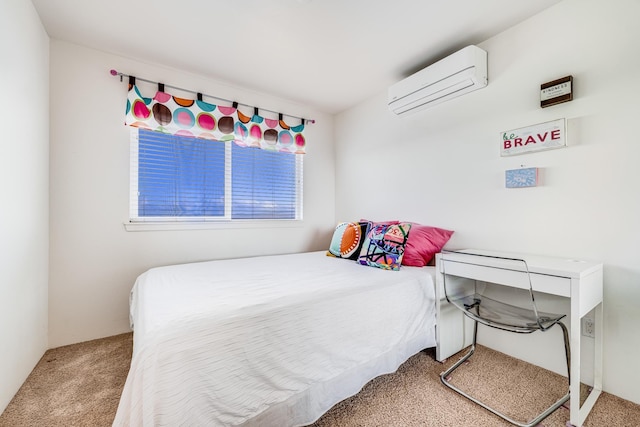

{"left": 113, "top": 251, "right": 437, "bottom": 426}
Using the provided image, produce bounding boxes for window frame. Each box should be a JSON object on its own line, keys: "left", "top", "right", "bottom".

{"left": 126, "top": 128, "right": 303, "bottom": 231}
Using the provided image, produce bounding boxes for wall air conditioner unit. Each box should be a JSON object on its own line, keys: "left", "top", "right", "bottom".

{"left": 388, "top": 45, "right": 487, "bottom": 115}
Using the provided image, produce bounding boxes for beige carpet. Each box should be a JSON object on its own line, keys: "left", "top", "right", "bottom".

{"left": 1, "top": 333, "right": 639, "bottom": 427}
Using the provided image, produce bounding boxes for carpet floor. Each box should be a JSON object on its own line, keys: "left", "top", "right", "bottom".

{"left": 1, "top": 332, "right": 639, "bottom": 426}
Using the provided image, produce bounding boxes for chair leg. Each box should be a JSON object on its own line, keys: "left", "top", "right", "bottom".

{"left": 558, "top": 321, "right": 571, "bottom": 385}
{"left": 440, "top": 321, "right": 571, "bottom": 427}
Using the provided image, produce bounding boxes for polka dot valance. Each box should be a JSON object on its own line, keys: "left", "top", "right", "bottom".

{"left": 125, "top": 84, "right": 306, "bottom": 154}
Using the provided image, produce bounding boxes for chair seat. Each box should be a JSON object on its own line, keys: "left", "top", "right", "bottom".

{"left": 449, "top": 293, "right": 566, "bottom": 332}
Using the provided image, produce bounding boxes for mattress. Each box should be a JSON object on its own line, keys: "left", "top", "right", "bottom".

{"left": 113, "top": 251, "right": 437, "bottom": 426}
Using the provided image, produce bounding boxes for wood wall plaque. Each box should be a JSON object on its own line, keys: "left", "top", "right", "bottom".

{"left": 540, "top": 75, "right": 573, "bottom": 108}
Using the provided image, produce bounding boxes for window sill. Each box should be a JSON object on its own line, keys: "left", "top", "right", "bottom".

{"left": 123, "top": 219, "right": 303, "bottom": 232}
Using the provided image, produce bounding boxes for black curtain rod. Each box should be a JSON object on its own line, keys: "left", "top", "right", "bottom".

{"left": 109, "top": 69, "right": 315, "bottom": 125}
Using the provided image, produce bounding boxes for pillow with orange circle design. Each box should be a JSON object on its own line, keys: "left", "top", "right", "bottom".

{"left": 326, "top": 221, "right": 371, "bottom": 260}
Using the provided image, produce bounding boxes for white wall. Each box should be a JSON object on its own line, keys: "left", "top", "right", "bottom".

{"left": 48, "top": 41, "right": 336, "bottom": 347}
{"left": 0, "top": 0, "right": 50, "bottom": 414}
{"left": 335, "top": 0, "right": 640, "bottom": 404}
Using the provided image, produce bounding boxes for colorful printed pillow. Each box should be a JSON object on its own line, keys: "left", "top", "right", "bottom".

{"left": 402, "top": 224, "right": 454, "bottom": 267}
{"left": 357, "top": 222, "right": 412, "bottom": 270}
{"left": 327, "top": 221, "right": 371, "bottom": 260}
{"left": 359, "top": 219, "right": 399, "bottom": 225}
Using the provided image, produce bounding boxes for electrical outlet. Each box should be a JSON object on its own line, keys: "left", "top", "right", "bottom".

{"left": 582, "top": 317, "right": 595, "bottom": 338}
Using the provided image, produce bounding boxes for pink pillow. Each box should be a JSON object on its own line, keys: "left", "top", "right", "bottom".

{"left": 402, "top": 224, "right": 454, "bottom": 267}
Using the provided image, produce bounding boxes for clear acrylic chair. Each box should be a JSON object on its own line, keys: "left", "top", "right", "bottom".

{"left": 439, "top": 251, "right": 571, "bottom": 427}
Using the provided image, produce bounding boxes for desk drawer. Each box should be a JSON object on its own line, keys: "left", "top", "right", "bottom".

{"left": 442, "top": 261, "right": 570, "bottom": 297}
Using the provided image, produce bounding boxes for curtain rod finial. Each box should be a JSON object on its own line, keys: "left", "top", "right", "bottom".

{"left": 110, "top": 69, "right": 118, "bottom": 76}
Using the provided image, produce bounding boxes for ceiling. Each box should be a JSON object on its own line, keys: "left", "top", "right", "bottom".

{"left": 31, "top": 0, "right": 562, "bottom": 114}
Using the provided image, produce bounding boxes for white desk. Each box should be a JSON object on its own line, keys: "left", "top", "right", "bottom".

{"left": 435, "top": 249, "right": 603, "bottom": 427}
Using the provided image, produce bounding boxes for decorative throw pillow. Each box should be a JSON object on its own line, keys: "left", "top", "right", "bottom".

{"left": 359, "top": 219, "right": 399, "bottom": 225}
{"left": 357, "top": 222, "right": 412, "bottom": 270}
{"left": 402, "top": 224, "right": 454, "bottom": 267}
{"left": 327, "top": 221, "right": 371, "bottom": 260}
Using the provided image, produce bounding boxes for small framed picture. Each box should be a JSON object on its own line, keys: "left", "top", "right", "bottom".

{"left": 505, "top": 168, "right": 538, "bottom": 188}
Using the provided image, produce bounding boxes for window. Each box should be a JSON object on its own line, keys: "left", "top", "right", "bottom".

{"left": 130, "top": 128, "right": 302, "bottom": 223}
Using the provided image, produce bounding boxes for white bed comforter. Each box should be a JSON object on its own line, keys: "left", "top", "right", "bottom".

{"left": 113, "top": 251, "right": 436, "bottom": 427}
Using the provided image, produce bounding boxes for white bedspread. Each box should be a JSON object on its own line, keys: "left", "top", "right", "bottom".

{"left": 113, "top": 251, "right": 436, "bottom": 427}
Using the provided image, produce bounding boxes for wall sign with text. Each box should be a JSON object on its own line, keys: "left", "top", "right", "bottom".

{"left": 540, "top": 75, "right": 573, "bottom": 108}
{"left": 500, "top": 118, "right": 566, "bottom": 156}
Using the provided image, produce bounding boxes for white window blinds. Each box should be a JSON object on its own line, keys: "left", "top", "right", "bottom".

{"left": 130, "top": 128, "right": 302, "bottom": 222}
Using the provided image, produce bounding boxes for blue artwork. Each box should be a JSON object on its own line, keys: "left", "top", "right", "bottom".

{"left": 505, "top": 167, "right": 538, "bottom": 188}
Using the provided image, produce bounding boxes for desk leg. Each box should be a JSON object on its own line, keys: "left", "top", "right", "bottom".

{"left": 594, "top": 302, "right": 603, "bottom": 391}
{"left": 569, "top": 301, "right": 604, "bottom": 427}
{"left": 576, "top": 303, "right": 604, "bottom": 424}
{"left": 569, "top": 299, "right": 581, "bottom": 426}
